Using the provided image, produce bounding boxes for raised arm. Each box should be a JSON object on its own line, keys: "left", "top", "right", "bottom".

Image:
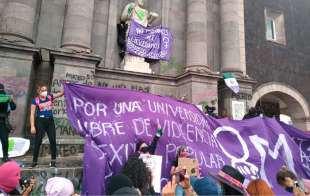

{"left": 30, "top": 104, "right": 36, "bottom": 134}
{"left": 53, "top": 89, "right": 64, "bottom": 99}
{"left": 147, "top": 12, "right": 158, "bottom": 25}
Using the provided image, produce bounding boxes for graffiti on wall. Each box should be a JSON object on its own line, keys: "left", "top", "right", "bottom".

{"left": 51, "top": 69, "right": 95, "bottom": 137}
{"left": 0, "top": 76, "right": 29, "bottom": 135}
{"left": 96, "top": 81, "right": 151, "bottom": 93}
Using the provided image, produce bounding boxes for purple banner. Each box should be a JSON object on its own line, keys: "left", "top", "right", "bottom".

{"left": 126, "top": 20, "right": 173, "bottom": 60}
{"left": 64, "top": 83, "right": 310, "bottom": 195}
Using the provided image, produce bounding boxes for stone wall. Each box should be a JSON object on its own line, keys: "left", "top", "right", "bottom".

{"left": 33, "top": 0, "right": 224, "bottom": 76}
{"left": 49, "top": 51, "right": 100, "bottom": 145}
{"left": 245, "top": 0, "right": 310, "bottom": 103}
{"left": 0, "top": 44, "right": 38, "bottom": 136}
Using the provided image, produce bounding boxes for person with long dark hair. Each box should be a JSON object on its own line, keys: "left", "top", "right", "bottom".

{"left": 121, "top": 156, "right": 155, "bottom": 195}
{"left": 30, "top": 84, "right": 64, "bottom": 168}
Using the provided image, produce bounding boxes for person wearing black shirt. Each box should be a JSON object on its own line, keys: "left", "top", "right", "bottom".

{"left": 0, "top": 83, "right": 16, "bottom": 162}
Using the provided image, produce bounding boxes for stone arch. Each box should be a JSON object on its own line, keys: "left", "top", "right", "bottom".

{"left": 250, "top": 82, "right": 310, "bottom": 130}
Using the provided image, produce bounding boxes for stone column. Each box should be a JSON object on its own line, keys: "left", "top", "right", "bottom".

{"left": 61, "top": 0, "right": 94, "bottom": 52}
{"left": 0, "top": 0, "right": 38, "bottom": 43}
{"left": 0, "top": 0, "right": 7, "bottom": 13}
{"left": 186, "top": 0, "right": 209, "bottom": 72}
{"left": 220, "top": 0, "right": 246, "bottom": 75}
{"left": 104, "top": 0, "right": 118, "bottom": 68}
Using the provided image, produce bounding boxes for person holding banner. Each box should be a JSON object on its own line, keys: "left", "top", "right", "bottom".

{"left": 29, "top": 84, "right": 64, "bottom": 168}
{"left": 0, "top": 83, "right": 16, "bottom": 163}
{"left": 170, "top": 146, "right": 190, "bottom": 175}
{"left": 134, "top": 125, "right": 163, "bottom": 157}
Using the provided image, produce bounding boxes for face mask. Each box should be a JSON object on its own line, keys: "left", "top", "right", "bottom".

{"left": 40, "top": 91, "right": 48, "bottom": 97}
{"left": 180, "top": 151, "right": 188, "bottom": 158}
{"left": 285, "top": 186, "right": 293, "bottom": 193}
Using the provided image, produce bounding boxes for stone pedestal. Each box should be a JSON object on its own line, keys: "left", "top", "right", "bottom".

{"left": 0, "top": 0, "right": 38, "bottom": 43}
{"left": 218, "top": 77, "right": 255, "bottom": 119}
{"left": 17, "top": 155, "right": 83, "bottom": 195}
{"left": 122, "top": 54, "right": 152, "bottom": 73}
{"left": 177, "top": 71, "right": 220, "bottom": 112}
{"left": 49, "top": 50, "right": 101, "bottom": 154}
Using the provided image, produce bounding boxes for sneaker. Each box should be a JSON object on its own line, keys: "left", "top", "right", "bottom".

{"left": 29, "top": 162, "right": 38, "bottom": 169}
{"left": 50, "top": 161, "right": 56, "bottom": 168}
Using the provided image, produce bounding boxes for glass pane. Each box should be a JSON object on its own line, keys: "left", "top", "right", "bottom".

{"left": 266, "top": 20, "right": 273, "bottom": 40}
{"left": 266, "top": 19, "right": 275, "bottom": 40}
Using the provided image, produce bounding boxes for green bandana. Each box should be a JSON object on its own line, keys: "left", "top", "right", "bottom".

{"left": 136, "top": 9, "right": 145, "bottom": 21}
{"left": 0, "top": 94, "right": 10, "bottom": 103}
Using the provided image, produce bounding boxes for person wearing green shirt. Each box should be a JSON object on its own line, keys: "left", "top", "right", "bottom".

{"left": 0, "top": 83, "right": 16, "bottom": 162}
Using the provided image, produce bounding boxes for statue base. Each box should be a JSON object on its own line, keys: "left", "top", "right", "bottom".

{"left": 122, "top": 54, "right": 152, "bottom": 74}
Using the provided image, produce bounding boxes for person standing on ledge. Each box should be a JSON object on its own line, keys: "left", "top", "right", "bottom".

{"left": 30, "top": 84, "right": 64, "bottom": 168}
{"left": 0, "top": 83, "right": 16, "bottom": 162}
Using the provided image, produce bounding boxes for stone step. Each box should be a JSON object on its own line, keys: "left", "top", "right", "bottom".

{"left": 21, "top": 166, "right": 83, "bottom": 195}
{"left": 15, "top": 155, "right": 84, "bottom": 195}
{"left": 14, "top": 154, "right": 83, "bottom": 168}
{"left": 26, "top": 138, "right": 85, "bottom": 157}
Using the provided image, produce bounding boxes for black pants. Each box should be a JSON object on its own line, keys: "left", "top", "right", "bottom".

{"left": 32, "top": 118, "right": 57, "bottom": 163}
{"left": 0, "top": 120, "right": 9, "bottom": 158}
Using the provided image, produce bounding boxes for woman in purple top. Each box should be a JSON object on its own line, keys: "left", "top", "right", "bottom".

{"left": 30, "top": 84, "right": 64, "bottom": 168}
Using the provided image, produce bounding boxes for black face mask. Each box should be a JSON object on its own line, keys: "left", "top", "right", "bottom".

{"left": 140, "top": 146, "right": 149, "bottom": 153}
{"left": 285, "top": 186, "right": 294, "bottom": 193}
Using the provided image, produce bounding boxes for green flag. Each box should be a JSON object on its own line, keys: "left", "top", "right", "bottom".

{"left": 223, "top": 72, "right": 239, "bottom": 94}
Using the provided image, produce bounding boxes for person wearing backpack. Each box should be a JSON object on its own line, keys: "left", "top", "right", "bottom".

{"left": 30, "top": 84, "right": 64, "bottom": 168}
{"left": 0, "top": 83, "right": 16, "bottom": 163}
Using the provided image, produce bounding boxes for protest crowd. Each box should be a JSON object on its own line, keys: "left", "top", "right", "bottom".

{"left": 0, "top": 81, "right": 310, "bottom": 196}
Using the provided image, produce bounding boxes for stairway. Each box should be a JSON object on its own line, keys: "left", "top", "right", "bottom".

{"left": 13, "top": 143, "right": 84, "bottom": 195}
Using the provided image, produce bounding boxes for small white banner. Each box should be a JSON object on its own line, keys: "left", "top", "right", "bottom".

{"left": 0, "top": 137, "right": 30, "bottom": 158}
{"left": 139, "top": 154, "right": 163, "bottom": 193}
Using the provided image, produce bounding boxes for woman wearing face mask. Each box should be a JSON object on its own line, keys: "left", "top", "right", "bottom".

{"left": 30, "top": 84, "right": 64, "bottom": 168}
{"left": 170, "top": 146, "right": 190, "bottom": 176}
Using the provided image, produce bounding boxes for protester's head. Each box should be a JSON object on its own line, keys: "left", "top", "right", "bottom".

{"left": 136, "top": 139, "right": 149, "bottom": 153}
{"left": 246, "top": 179, "right": 274, "bottom": 196}
{"left": 121, "top": 156, "right": 150, "bottom": 195}
{"left": 0, "top": 161, "right": 21, "bottom": 193}
{"left": 193, "top": 176, "right": 223, "bottom": 195}
{"left": 0, "top": 83, "right": 5, "bottom": 94}
{"left": 111, "top": 187, "right": 141, "bottom": 195}
{"left": 136, "top": 0, "right": 144, "bottom": 7}
{"left": 276, "top": 167, "right": 298, "bottom": 188}
{"left": 45, "top": 177, "right": 74, "bottom": 196}
{"left": 36, "top": 84, "right": 48, "bottom": 97}
{"left": 177, "top": 146, "right": 189, "bottom": 159}
{"left": 107, "top": 174, "right": 135, "bottom": 195}
{"left": 211, "top": 165, "right": 245, "bottom": 195}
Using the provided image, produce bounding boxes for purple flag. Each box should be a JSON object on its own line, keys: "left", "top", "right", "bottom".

{"left": 64, "top": 83, "right": 310, "bottom": 195}
{"left": 126, "top": 20, "right": 173, "bottom": 60}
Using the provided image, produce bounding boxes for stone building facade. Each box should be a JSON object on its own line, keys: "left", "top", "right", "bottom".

{"left": 0, "top": 0, "right": 309, "bottom": 154}
{"left": 245, "top": 0, "right": 310, "bottom": 130}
